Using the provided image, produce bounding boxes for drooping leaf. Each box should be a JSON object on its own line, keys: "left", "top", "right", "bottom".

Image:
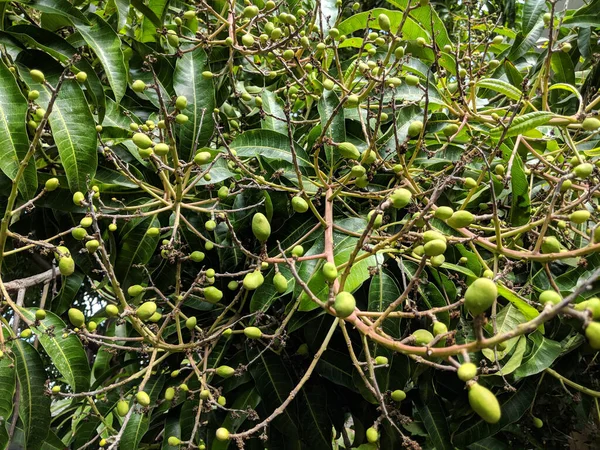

{"left": 173, "top": 46, "right": 216, "bottom": 161}
{"left": 10, "top": 339, "right": 51, "bottom": 450}
{"left": 522, "top": 0, "right": 547, "bottom": 35}
{"left": 121, "top": 411, "right": 149, "bottom": 450}
{"left": 0, "top": 59, "right": 36, "bottom": 199}
{"left": 231, "top": 129, "right": 312, "bottom": 167}
{"left": 21, "top": 308, "right": 91, "bottom": 392}
{"left": 514, "top": 332, "right": 562, "bottom": 379}
{"left": 415, "top": 381, "right": 453, "bottom": 450}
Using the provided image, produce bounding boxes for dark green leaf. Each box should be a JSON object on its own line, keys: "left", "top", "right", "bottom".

{"left": 121, "top": 412, "right": 149, "bottom": 450}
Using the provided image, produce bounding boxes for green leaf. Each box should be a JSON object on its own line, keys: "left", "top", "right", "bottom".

{"left": 492, "top": 336, "right": 526, "bottom": 376}
{"left": 231, "top": 129, "right": 311, "bottom": 167}
{"left": 0, "top": 59, "right": 36, "bottom": 199}
{"left": 247, "top": 347, "right": 299, "bottom": 440}
{"left": 298, "top": 382, "right": 332, "bottom": 450}
{"left": 497, "top": 285, "right": 542, "bottom": 331}
{"left": 318, "top": 0, "right": 339, "bottom": 35}
{"left": 162, "top": 413, "right": 181, "bottom": 450}
{"left": 21, "top": 58, "right": 97, "bottom": 192}
{"left": 173, "top": 46, "right": 216, "bottom": 161}
{"left": 133, "top": 0, "right": 165, "bottom": 41}
{"left": 482, "top": 303, "right": 527, "bottom": 360}
{"left": 490, "top": 112, "right": 555, "bottom": 138}
{"left": 500, "top": 143, "right": 530, "bottom": 226}
{"left": 75, "top": 13, "right": 127, "bottom": 103}
{"left": 514, "top": 332, "right": 561, "bottom": 379}
{"left": 508, "top": 22, "right": 544, "bottom": 60}
{"left": 21, "top": 308, "right": 91, "bottom": 392}
{"left": 0, "top": 347, "right": 15, "bottom": 421}
{"left": 10, "top": 339, "right": 51, "bottom": 450}
{"left": 261, "top": 90, "right": 287, "bottom": 134}
{"left": 522, "top": 0, "right": 547, "bottom": 35}
{"left": 386, "top": 0, "right": 451, "bottom": 48}
{"left": 121, "top": 412, "right": 149, "bottom": 450}
{"left": 551, "top": 52, "right": 575, "bottom": 85}
{"left": 368, "top": 270, "right": 401, "bottom": 338}
{"left": 318, "top": 89, "right": 345, "bottom": 163}
{"left": 115, "top": 215, "right": 161, "bottom": 288}
{"left": 415, "top": 382, "right": 453, "bottom": 450}
{"left": 14, "top": 0, "right": 89, "bottom": 24}
{"left": 454, "top": 381, "right": 536, "bottom": 446}
{"left": 338, "top": 9, "right": 431, "bottom": 44}
{"left": 477, "top": 78, "right": 522, "bottom": 101}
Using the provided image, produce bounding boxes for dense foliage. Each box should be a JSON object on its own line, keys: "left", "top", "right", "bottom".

{"left": 1, "top": 0, "right": 600, "bottom": 449}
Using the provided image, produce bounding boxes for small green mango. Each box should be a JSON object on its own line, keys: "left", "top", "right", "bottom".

{"left": 59, "top": 257, "right": 75, "bottom": 276}
{"left": 185, "top": 316, "right": 197, "bottom": 330}
{"left": 216, "top": 365, "right": 235, "bottom": 378}
{"left": 412, "top": 329, "right": 434, "bottom": 346}
{"left": 378, "top": 13, "right": 391, "bottom": 31}
{"left": 434, "top": 206, "right": 454, "bottom": 220}
{"left": 541, "top": 236, "right": 561, "bottom": 254}
{"left": 244, "top": 327, "right": 262, "bottom": 339}
{"left": 128, "top": 285, "right": 144, "bottom": 297}
{"left": 468, "top": 382, "right": 501, "bottom": 423}
{"left": 322, "top": 262, "right": 338, "bottom": 282}
{"left": 407, "top": 120, "right": 423, "bottom": 137}
{"left": 292, "top": 197, "right": 309, "bottom": 213}
{"left": 464, "top": 278, "right": 497, "bottom": 315}
{"left": 215, "top": 428, "right": 230, "bottom": 441}
{"left": 585, "top": 322, "right": 600, "bottom": 349}
{"left": 116, "top": 400, "right": 129, "bottom": 417}
{"left": 582, "top": 117, "right": 600, "bottom": 131}
{"left": 136, "top": 302, "right": 157, "bottom": 321}
{"left": 204, "top": 286, "right": 223, "bottom": 303}
{"left": 68, "top": 308, "right": 85, "bottom": 328}
{"left": 132, "top": 133, "right": 153, "bottom": 149}
{"left": 252, "top": 213, "right": 271, "bottom": 242}
{"left": 106, "top": 305, "right": 119, "bottom": 317}
{"left": 539, "top": 290, "right": 561, "bottom": 306}
{"left": 390, "top": 188, "right": 412, "bottom": 209}
{"left": 337, "top": 142, "right": 360, "bottom": 159}
{"left": 273, "top": 272, "right": 288, "bottom": 294}
{"left": 391, "top": 389, "right": 406, "bottom": 401}
{"left": 366, "top": 427, "right": 379, "bottom": 443}
{"left": 334, "top": 292, "right": 356, "bottom": 318}
{"left": 136, "top": 391, "right": 151, "bottom": 406}
{"left": 574, "top": 298, "right": 600, "bottom": 318}
{"left": 457, "top": 362, "right": 478, "bottom": 381}
{"left": 243, "top": 270, "right": 264, "bottom": 290}
{"left": 447, "top": 210, "right": 474, "bottom": 228}
{"left": 424, "top": 239, "right": 446, "bottom": 257}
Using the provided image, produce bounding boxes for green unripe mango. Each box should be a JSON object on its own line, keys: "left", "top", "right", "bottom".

{"left": 532, "top": 416, "right": 544, "bottom": 428}
{"left": 149, "top": 312, "right": 162, "bottom": 322}
{"left": 424, "top": 239, "right": 446, "bottom": 257}
{"left": 132, "top": 80, "right": 146, "bottom": 92}
{"left": 190, "top": 251, "right": 205, "bottom": 262}
{"left": 73, "top": 191, "right": 85, "bottom": 205}
{"left": 105, "top": 305, "right": 119, "bottom": 317}
{"left": 378, "top": 13, "right": 391, "bottom": 31}
{"left": 412, "top": 329, "right": 434, "bottom": 346}
{"left": 215, "top": 428, "right": 230, "bottom": 441}
{"left": 585, "top": 321, "right": 600, "bottom": 349}
{"left": 447, "top": 210, "right": 474, "bottom": 228}
{"left": 80, "top": 216, "right": 93, "bottom": 228}
{"left": 573, "top": 162, "right": 593, "bottom": 179}
{"left": 87, "top": 321, "right": 97, "bottom": 332}
{"left": 244, "top": 326, "right": 262, "bottom": 339}
{"left": 391, "top": 389, "right": 406, "bottom": 401}
{"left": 464, "top": 278, "right": 497, "bottom": 315}
{"left": 167, "top": 30, "right": 179, "bottom": 46}
{"left": 68, "top": 308, "right": 85, "bottom": 327}
{"left": 216, "top": 365, "right": 235, "bottom": 378}
{"left": 59, "top": 257, "right": 75, "bottom": 276}
{"left": 72, "top": 227, "right": 87, "bottom": 241}
{"left": 464, "top": 177, "right": 478, "bottom": 189}
{"left": 117, "top": 400, "right": 129, "bottom": 416}
{"left": 443, "top": 124, "right": 459, "bottom": 137}
{"left": 367, "top": 210, "right": 383, "bottom": 229}
{"left": 434, "top": 206, "right": 454, "bottom": 220}
{"left": 132, "top": 132, "right": 153, "bottom": 149}
{"left": 457, "top": 362, "right": 478, "bottom": 381}
{"left": 432, "top": 321, "right": 447, "bottom": 337}
{"left": 252, "top": 213, "right": 271, "bottom": 242}
{"left": 366, "top": 427, "right": 379, "bottom": 443}
{"left": 35, "top": 309, "right": 46, "bottom": 321}
{"left": 582, "top": 117, "right": 600, "bottom": 131}
{"left": 423, "top": 230, "right": 446, "bottom": 243}
{"left": 45, "top": 178, "right": 60, "bottom": 191}
{"left": 218, "top": 186, "right": 229, "bottom": 200}
{"left": 136, "top": 391, "right": 151, "bottom": 406}
{"left": 28, "top": 90, "right": 40, "bottom": 100}
{"left": 242, "top": 33, "right": 255, "bottom": 47}
{"left": 334, "top": 292, "right": 356, "bottom": 318}
{"left": 375, "top": 356, "right": 388, "bottom": 365}
{"left": 51, "top": 385, "right": 60, "bottom": 394}
{"left": 243, "top": 270, "right": 264, "bottom": 290}
{"left": 337, "top": 142, "right": 360, "bottom": 159}
{"left": 322, "top": 262, "right": 338, "bottom": 282}
{"left": 541, "top": 236, "right": 561, "bottom": 254}
{"left": 394, "top": 46, "right": 405, "bottom": 58}
{"left": 569, "top": 210, "right": 590, "bottom": 224}
{"left": 390, "top": 188, "right": 412, "bottom": 209}
{"left": 539, "top": 290, "right": 561, "bottom": 306}
{"left": 574, "top": 298, "right": 600, "bottom": 318}
{"left": 291, "top": 245, "right": 304, "bottom": 257}
{"left": 205, "top": 220, "right": 217, "bottom": 231}
{"left": 175, "top": 114, "right": 188, "bottom": 124}
{"left": 292, "top": 197, "right": 309, "bottom": 213}
{"left": 431, "top": 254, "right": 445, "bottom": 267}
{"left": 345, "top": 94, "right": 359, "bottom": 108}
{"left": 405, "top": 74, "right": 419, "bottom": 86}
{"left": 168, "top": 437, "right": 181, "bottom": 446}
{"left": 468, "top": 382, "right": 501, "bottom": 423}
{"left": 20, "top": 329, "right": 32, "bottom": 338}
{"left": 323, "top": 78, "right": 335, "bottom": 90}
{"left": 204, "top": 286, "right": 223, "bottom": 303}
{"left": 136, "top": 302, "right": 157, "bottom": 321}
{"left": 153, "top": 143, "right": 170, "bottom": 156}
{"left": 351, "top": 165, "right": 366, "bottom": 178}
{"left": 30, "top": 69, "right": 45, "bottom": 83}
{"left": 273, "top": 272, "right": 288, "bottom": 293}
{"left": 407, "top": 120, "right": 423, "bottom": 137}
{"left": 128, "top": 285, "right": 144, "bottom": 297}
{"left": 185, "top": 316, "right": 197, "bottom": 330}
{"left": 194, "top": 151, "right": 212, "bottom": 165}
